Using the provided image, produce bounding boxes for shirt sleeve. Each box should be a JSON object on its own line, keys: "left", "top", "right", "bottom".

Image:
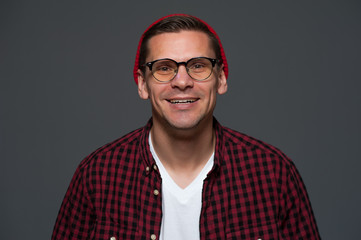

{"left": 278, "top": 163, "right": 321, "bottom": 239}
{"left": 52, "top": 165, "right": 95, "bottom": 239}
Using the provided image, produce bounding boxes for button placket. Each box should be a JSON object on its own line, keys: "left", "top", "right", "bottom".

{"left": 147, "top": 161, "right": 161, "bottom": 239}
{"left": 152, "top": 165, "right": 160, "bottom": 196}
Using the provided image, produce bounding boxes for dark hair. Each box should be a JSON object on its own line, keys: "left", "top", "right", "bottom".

{"left": 138, "top": 15, "right": 222, "bottom": 73}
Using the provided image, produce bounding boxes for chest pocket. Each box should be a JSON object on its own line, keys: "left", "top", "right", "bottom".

{"left": 89, "top": 220, "right": 140, "bottom": 240}
{"left": 226, "top": 222, "right": 279, "bottom": 240}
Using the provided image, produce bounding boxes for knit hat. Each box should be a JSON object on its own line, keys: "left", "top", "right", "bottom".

{"left": 133, "top": 14, "right": 228, "bottom": 84}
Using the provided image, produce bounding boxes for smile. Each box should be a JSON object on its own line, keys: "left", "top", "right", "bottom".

{"left": 167, "top": 99, "right": 198, "bottom": 104}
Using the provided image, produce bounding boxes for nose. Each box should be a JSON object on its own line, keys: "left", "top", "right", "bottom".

{"left": 170, "top": 65, "right": 194, "bottom": 90}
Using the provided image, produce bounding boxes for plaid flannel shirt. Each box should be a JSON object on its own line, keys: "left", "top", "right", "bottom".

{"left": 52, "top": 118, "right": 320, "bottom": 239}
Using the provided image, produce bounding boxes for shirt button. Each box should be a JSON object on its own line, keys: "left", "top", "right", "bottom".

{"left": 153, "top": 189, "right": 159, "bottom": 196}
{"left": 151, "top": 234, "right": 157, "bottom": 240}
{"left": 110, "top": 237, "right": 116, "bottom": 240}
{"left": 146, "top": 166, "right": 150, "bottom": 172}
{"left": 153, "top": 165, "right": 158, "bottom": 171}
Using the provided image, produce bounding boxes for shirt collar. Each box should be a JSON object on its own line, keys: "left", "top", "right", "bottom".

{"left": 139, "top": 119, "right": 155, "bottom": 174}
{"left": 212, "top": 118, "right": 224, "bottom": 174}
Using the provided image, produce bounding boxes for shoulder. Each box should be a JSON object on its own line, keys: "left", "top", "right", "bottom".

{"left": 76, "top": 126, "right": 146, "bottom": 173}
{"left": 222, "top": 126, "right": 288, "bottom": 158}
{"left": 219, "top": 124, "right": 296, "bottom": 172}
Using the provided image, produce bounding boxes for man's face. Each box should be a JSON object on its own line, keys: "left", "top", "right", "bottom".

{"left": 137, "top": 30, "right": 227, "bottom": 131}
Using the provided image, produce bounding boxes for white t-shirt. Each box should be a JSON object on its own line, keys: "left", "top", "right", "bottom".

{"left": 149, "top": 134, "right": 214, "bottom": 240}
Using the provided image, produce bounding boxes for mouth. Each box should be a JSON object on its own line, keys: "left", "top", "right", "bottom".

{"left": 167, "top": 99, "right": 199, "bottom": 104}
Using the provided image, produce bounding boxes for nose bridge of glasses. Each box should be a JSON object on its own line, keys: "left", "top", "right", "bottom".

{"left": 176, "top": 61, "right": 188, "bottom": 71}
{"left": 171, "top": 64, "right": 194, "bottom": 86}
{"left": 172, "top": 63, "right": 190, "bottom": 83}
{"left": 179, "top": 59, "right": 203, "bottom": 75}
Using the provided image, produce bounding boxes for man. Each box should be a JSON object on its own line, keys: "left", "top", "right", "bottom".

{"left": 52, "top": 14, "right": 320, "bottom": 239}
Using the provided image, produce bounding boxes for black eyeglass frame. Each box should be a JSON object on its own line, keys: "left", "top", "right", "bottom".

{"left": 143, "top": 57, "right": 220, "bottom": 83}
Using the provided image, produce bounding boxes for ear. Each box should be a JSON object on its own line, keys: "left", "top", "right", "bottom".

{"left": 137, "top": 69, "right": 149, "bottom": 99}
{"left": 217, "top": 65, "right": 228, "bottom": 95}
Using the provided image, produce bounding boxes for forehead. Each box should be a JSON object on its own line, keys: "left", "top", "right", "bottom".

{"left": 146, "top": 30, "right": 215, "bottom": 62}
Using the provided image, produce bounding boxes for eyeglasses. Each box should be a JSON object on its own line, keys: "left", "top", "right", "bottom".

{"left": 143, "top": 57, "right": 220, "bottom": 83}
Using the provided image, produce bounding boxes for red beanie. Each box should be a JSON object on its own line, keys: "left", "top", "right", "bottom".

{"left": 133, "top": 14, "right": 228, "bottom": 84}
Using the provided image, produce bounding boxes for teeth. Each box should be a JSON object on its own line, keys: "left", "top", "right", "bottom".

{"left": 169, "top": 99, "right": 196, "bottom": 104}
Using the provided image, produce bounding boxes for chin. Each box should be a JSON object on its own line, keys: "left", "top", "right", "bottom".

{"left": 164, "top": 115, "right": 209, "bottom": 131}
{"left": 168, "top": 122, "right": 199, "bottom": 130}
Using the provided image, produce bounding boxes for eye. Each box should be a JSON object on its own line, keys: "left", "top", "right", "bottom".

{"left": 152, "top": 60, "right": 175, "bottom": 71}
{"left": 154, "top": 63, "right": 176, "bottom": 75}
{"left": 157, "top": 66, "right": 172, "bottom": 72}
{"left": 193, "top": 63, "right": 205, "bottom": 69}
{"left": 189, "top": 62, "right": 207, "bottom": 72}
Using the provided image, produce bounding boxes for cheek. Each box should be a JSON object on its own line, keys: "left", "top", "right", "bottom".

{"left": 147, "top": 85, "right": 165, "bottom": 105}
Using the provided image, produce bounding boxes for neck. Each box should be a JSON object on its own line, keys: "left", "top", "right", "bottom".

{"left": 150, "top": 117, "right": 215, "bottom": 185}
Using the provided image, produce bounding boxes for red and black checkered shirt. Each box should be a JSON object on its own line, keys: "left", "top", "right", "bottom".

{"left": 52, "top": 119, "right": 320, "bottom": 239}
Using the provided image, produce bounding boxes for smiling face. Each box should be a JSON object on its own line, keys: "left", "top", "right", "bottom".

{"left": 137, "top": 30, "right": 227, "bottom": 132}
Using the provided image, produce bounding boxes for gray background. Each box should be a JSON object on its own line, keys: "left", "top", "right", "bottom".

{"left": 1, "top": 0, "right": 360, "bottom": 239}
